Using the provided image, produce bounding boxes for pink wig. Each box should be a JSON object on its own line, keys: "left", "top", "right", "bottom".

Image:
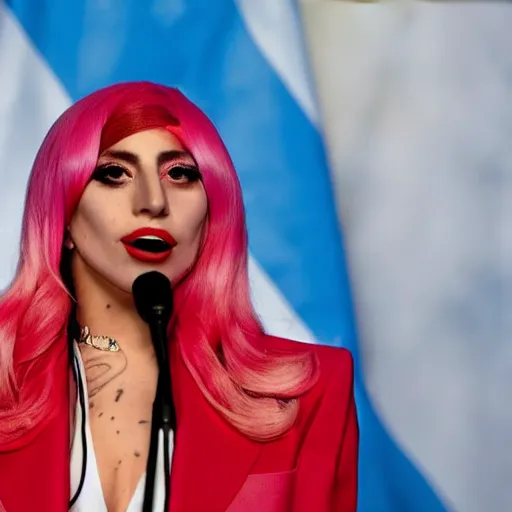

{"left": 0, "top": 82, "right": 318, "bottom": 447}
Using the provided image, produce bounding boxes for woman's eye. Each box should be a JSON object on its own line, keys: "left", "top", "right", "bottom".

{"left": 166, "top": 165, "right": 201, "bottom": 183}
{"left": 92, "top": 165, "right": 128, "bottom": 184}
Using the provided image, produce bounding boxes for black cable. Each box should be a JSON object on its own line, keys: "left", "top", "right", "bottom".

{"left": 143, "top": 377, "right": 164, "bottom": 512}
{"left": 69, "top": 353, "right": 88, "bottom": 508}
{"left": 67, "top": 302, "right": 88, "bottom": 509}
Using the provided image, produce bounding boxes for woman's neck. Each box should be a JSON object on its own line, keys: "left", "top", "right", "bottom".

{"left": 76, "top": 302, "right": 153, "bottom": 355}
{"left": 73, "top": 276, "right": 154, "bottom": 356}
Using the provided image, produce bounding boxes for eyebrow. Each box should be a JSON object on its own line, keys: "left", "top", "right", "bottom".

{"left": 99, "top": 149, "right": 195, "bottom": 167}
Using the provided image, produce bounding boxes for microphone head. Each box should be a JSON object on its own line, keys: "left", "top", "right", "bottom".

{"left": 132, "top": 271, "right": 173, "bottom": 324}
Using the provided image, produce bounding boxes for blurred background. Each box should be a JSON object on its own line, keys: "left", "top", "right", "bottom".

{"left": 0, "top": 0, "right": 510, "bottom": 510}
{"left": 301, "top": 2, "right": 511, "bottom": 511}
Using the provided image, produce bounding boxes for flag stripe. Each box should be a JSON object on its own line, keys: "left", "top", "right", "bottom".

{"left": 235, "top": 0, "right": 319, "bottom": 125}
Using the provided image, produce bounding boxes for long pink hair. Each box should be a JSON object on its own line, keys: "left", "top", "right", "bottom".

{"left": 0, "top": 82, "right": 318, "bottom": 448}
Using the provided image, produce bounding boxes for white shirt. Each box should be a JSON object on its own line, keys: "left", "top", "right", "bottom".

{"left": 70, "top": 343, "right": 174, "bottom": 511}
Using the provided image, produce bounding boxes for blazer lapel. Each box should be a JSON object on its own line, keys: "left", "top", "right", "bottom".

{"left": 169, "top": 342, "right": 262, "bottom": 512}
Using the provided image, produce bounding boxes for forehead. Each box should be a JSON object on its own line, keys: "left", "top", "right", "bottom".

{"left": 101, "top": 128, "right": 186, "bottom": 155}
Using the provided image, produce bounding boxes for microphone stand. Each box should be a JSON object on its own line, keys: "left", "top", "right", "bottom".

{"left": 142, "top": 306, "right": 175, "bottom": 512}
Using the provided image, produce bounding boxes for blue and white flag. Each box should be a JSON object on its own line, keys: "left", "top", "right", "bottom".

{"left": 3, "top": 0, "right": 499, "bottom": 510}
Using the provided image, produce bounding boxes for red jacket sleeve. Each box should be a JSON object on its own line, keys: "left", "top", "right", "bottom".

{"left": 332, "top": 352, "right": 359, "bottom": 511}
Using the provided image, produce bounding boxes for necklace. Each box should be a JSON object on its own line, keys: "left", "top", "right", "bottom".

{"left": 77, "top": 325, "right": 120, "bottom": 352}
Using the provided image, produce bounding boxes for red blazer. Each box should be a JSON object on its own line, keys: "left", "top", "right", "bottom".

{"left": 0, "top": 335, "right": 358, "bottom": 512}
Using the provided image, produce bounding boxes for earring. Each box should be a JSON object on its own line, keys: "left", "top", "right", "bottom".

{"left": 64, "top": 229, "right": 75, "bottom": 250}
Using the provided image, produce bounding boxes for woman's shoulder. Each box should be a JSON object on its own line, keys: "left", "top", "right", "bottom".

{"left": 261, "top": 334, "right": 355, "bottom": 394}
{"left": 261, "top": 334, "right": 357, "bottom": 445}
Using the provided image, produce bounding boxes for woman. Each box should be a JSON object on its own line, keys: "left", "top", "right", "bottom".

{"left": 0, "top": 82, "right": 358, "bottom": 512}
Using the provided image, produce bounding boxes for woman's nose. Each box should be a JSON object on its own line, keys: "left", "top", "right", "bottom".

{"left": 133, "top": 171, "right": 169, "bottom": 217}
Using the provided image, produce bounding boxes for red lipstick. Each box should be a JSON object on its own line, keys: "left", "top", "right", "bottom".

{"left": 121, "top": 227, "right": 177, "bottom": 263}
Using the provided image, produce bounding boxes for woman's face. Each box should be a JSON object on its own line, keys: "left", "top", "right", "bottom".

{"left": 68, "top": 128, "right": 208, "bottom": 295}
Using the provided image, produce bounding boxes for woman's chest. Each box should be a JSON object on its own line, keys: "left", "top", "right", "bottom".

{"left": 86, "top": 390, "right": 152, "bottom": 510}
{"left": 85, "top": 371, "right": 157, "bottom": 511}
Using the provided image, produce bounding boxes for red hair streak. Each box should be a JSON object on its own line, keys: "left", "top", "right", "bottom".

{"left": 99, "top": 104, "right": 180, "bottom": 153}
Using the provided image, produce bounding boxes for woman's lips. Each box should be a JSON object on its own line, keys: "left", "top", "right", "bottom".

{"left": 121, "top": 227, "right": 177, "bottom": 246}
{"left": 121, "top": 227, "right": 177, "bottom": 263}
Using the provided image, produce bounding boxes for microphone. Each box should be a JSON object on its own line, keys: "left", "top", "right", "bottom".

{"left": 132, "top": 270, "right": 173, "bottom": 322}
{"left": 132, "top": 271, "right": 175, "bottom": 512}
{"left": 133, "top": 270, "right": 173, "bottom": 373}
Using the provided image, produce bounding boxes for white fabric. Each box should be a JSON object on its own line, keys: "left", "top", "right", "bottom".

{"left": 70, "top": 343, "right": 173, "bottom": 512}
{"left": 235, "top": 0, "right": 319, "bottom": 126}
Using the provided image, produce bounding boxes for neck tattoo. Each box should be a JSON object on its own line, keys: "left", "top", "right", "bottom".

{"left": 77, "top": 325, "right": 120, "bottom": 352}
